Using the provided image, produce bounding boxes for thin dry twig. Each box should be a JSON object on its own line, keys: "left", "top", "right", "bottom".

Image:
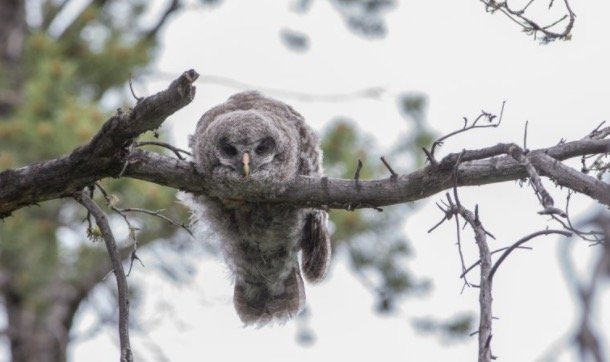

{"left": 380, "top": 156, "right": 398, "bottom": 178}
{"left": 120, "top": 207, "right": 193, "bottom": 237}
{"left": 551, "top": 191, "right": 604, "bottom": 244}
{"left": 450, "top": 152, "right": 471, "bottom": 288}
{"left": 354, "top": 159, "right": 363, "bottom": 190}
{"left": 128, "top": 73, "right": 142, "bottom": 102}
{"left": 488, "top": 229, "right": 572, "bottom": 281}
{"left": 94, "top": 182, "right": 193, "bottom": 276}
{"left": 427, "top": 102, "right": 505, "bottom": 160}
{"left": 134, "top": 141, "right": 192, "bottom": 160}
{"left": 460, "top": 245, "right": 533, "bottom": 279}
{"left": 523, "top": 120, "right": 529, "bottom": 151}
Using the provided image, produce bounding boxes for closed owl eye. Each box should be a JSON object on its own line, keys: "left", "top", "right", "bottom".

{"left": 255, "top": 137, "right": 275, "bottom": 156}
{"left": 219, "top": 138, "right": 238, "bottom": 157}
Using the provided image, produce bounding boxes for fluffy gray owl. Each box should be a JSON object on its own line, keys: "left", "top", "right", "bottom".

{"left": 184, "top": 91, "right": 331, "bottom": 325}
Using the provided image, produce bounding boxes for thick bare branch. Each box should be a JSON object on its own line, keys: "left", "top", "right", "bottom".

{"left": 124, "top": 138, "right": 610, "bottom": 210}
{"left": 2, "top": 137, "right": 610, "bottom": 217}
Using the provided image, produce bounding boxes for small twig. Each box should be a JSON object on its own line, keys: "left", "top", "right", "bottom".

{"left": 126, "top": 250, "right": 144, "bottom": 277}
{"left": 74, "top": 190, "right": 133, "bottom": 362}
{"left": 479, "top": 0, "right": 575, "bottom": 43}
{"left": 453, "top": 201, "right": 470, "bottom": 288}
{"left": 551, "top": 191, "right": 604, "bottom": 243}
{"left": 430, "top": 104, "right": 504, "bottom": 157}
{"left": 380, "top": 156, "right": 398, "bottom": 179}
{"left": 460, "top": 245, "right": 533, "bottom": 279}
{"left": 421, "top": 147, "right": 438, "bottom": 167}
{"left": 134, "top": 141, "right": 192, "bottom": 160}
{"left": 542, "top": 14, "right": 568, "bottom": 31}
{"left": 552, "top": 215, "right": 603, "bottom": 244}
{"left": 488, "top": 229, "right": 571, "bottom": 281}
{"left": 452, "top": 151, "right": 465, "bottom": 207}
{"left": 120, "top": 207, "right": 193, "bottom": 237}
{"left": 128, "top": 73, "right": 142, "bottom": 102}
{"left": 118, "top": 159, "right": 130, "bottom": 178}
{"left": 497, "top": 101, "right": 506, "bottom": 125}
{"left": 427, "top": 202, "right": 453, "bottom": 233}
{"left": 95, "top": 184, "right": 139, "bottom": 241}
{"left": 520, "top": 0, "right": 535, "bottom": 13}
{"left": 586, "top": 121, "right": 606, "bottom": 138}
{"left": 96, "top": 181, "right": 193, "bottom": 239}
{"left": 451, "top": 152, "right": 471, "bottom": 287}
{"left": 354, "top": 159, "right": 363, "bottom": 190}
{"left": 523, "top": 120, "right": 529, "bottom": 152}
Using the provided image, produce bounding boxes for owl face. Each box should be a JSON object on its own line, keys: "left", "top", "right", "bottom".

{"left": 194, "top": 109, "right": 299, "bottom": 191}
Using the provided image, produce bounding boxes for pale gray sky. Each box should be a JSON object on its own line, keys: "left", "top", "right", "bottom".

{"left": 71, "top": 0, "right": 610, "bottom": 361}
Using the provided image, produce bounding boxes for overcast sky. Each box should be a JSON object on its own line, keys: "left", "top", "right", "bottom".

{"left": 70, "top": 0, "right": 610, "bottom": 361}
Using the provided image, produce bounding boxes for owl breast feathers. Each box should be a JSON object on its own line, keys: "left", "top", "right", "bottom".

{"left": 184, "top": 91, "right": 331, "bottom": 325}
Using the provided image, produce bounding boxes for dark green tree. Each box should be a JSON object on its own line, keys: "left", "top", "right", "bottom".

{"left": 0, "top": 1, "right": 413, "bottom": 360}
{"left": 0, "top": 0, "right": 575, "bottom": 360}
{"left": 0, "top": 1, "right": 182, "bottom": 360}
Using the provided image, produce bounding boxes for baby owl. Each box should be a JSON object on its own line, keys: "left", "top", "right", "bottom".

{"left": 184, "top": 91, "right": 331, "bottom": 325}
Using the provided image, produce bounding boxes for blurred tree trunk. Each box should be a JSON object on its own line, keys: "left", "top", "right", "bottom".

{"left": 5, "top": 291, "right": 75, "bottom": 362}
{"left": 0, "top": 1, "right": 183, "bottom": 361}
{"left": 0, "top": 4, "right": 67, "bottom": 361}
{"left": 0, "top": 0, "right": 26, "bottom": 117}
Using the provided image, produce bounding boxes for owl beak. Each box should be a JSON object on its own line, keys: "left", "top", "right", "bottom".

{"left": 242, "top": 152, "right": 250, "bottom": 177}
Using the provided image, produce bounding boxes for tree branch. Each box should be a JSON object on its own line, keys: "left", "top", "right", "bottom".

{"left": 0, "top": 69, "right": 199, "bottom": 218}
{"left": 2, "top": 137, "right": 610, "bottom": 217}
{"left": 488, "top": 229, "right": 572, "bottom": 281}
{"left": 529, "top": 153, "right": 610, "bottom": 207}
{"left": 1, "top": 69, "right": 609, "bottom": 218}
{"left": 479, "top": 0, "right": 575, "bottom": 43}
{"left": 74, "top": 190, "right": 132, "bottom": 362}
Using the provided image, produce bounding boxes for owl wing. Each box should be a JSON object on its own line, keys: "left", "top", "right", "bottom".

{"left": 292, "top": 112, "right": 332, "bottom": 282}
{"left": 300, "top": 210, "right": 331, "bottom": 282}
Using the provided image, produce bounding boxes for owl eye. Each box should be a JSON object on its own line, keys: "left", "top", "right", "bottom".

{"left": 255, "top": 137, "right": 275, "bottom": 156}
{"left": 219, "top": 139, "right": 238, "bottom": 157}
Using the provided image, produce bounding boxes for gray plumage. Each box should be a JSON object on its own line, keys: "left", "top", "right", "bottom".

{"left": 182, "top": 91, "right": 331, "bottom": 325}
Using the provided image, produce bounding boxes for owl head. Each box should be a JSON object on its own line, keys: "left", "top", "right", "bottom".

{"left": 192, "top": 92, "right": 303, "bottom": 194}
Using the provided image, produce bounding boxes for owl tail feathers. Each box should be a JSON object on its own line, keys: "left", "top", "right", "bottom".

{"left": 233, "top": 267, "right": 305, "bottom": 326}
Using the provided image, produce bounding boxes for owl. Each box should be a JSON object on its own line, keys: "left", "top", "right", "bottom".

{"left": 184, "top": 91, "right": 331, "bottom": 325}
